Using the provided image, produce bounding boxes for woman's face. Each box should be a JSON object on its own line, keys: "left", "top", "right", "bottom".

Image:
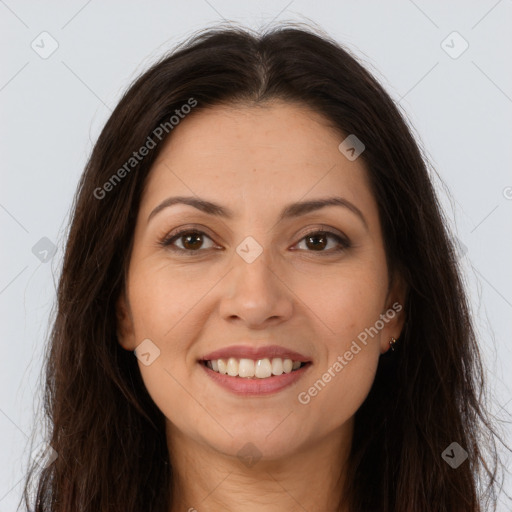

{"left": 117, "top": 101, "right": 404, "bottom": 461}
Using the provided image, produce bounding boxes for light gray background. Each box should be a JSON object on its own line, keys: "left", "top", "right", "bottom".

{"left": 1, "top": 1, "right": 511, "bottom": 510}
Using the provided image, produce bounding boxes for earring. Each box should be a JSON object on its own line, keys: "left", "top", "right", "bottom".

{"left": 389, "top": 336, "right": 397, "bottom": 352}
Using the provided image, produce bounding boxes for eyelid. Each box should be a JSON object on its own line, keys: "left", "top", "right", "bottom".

{"left": 296, "top": 225, "right": 349, "bottom": 245}
{"left": 159, "top": 224, "right": 351, "bottom": 254}
{"left": 291, "top": 227, "right": 351, "bottom": 254}
{"left": 159, "top": 225, "right": 220, "bottom": 251}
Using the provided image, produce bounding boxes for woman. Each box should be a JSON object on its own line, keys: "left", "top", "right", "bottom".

{"left": 23, "top": 23, "right": 508, "bottom": 512}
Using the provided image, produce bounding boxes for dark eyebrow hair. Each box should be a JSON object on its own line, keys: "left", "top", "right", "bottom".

{"left": 147, "top": 195, "right": 368, "bottom": 229}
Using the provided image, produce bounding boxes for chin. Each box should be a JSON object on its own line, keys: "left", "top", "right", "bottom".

{"left": 205, "top": 428, "right": 306, "bottom": 462}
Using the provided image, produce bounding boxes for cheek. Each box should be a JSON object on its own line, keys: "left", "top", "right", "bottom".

{"left": 137, "top": 359, "right": 210, "bottom": 441}
{"left": 294, "top": 259, "right": 387, "bottom": 341}
{"left": 293, "top": 262, "right": 385, "bottom": 424}
{"left": 128, "top": 265, "right": 208, "bottom": 426}
{"left": 304, "top": 352, "right": 379, "bottom": 432}
{"left": 297, "top": 325, "right": 381, "bottom": 432}
{"left": 127, "top": 261, "right": 209, "bottom": 346}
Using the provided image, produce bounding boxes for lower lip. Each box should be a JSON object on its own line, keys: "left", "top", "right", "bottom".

{"left": 200, "top": 362, "right": 311, "bottom": 396}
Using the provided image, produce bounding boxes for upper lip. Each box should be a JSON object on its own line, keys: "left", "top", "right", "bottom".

{"left": 201, "top": 345, "right": 311, "bottom": 362}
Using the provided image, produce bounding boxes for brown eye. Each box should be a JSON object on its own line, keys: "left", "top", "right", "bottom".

{"left": 305, "top": 232, "right": 328, "bottom": 251}
{"left": 295, "top": 230, "right": 350, "bottom": 253}
{"left": 160, "top": 228, "right": 349, "bottom": 256}
{"left": 161, "top": 229, "right": 216, "bottom": 253}
{"left": 179, "top": 232, "right": 204, "bottom": 251}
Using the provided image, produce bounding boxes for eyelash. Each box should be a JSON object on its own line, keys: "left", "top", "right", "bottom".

{"left": 159, "top": 226, "right": 351, "bottom": 256}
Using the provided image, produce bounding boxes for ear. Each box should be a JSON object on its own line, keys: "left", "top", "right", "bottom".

{"left": 379, "top": 271, "right": 407, "bottom": 354}
{"left": 116, "top": 290, "right": 137, "bottom": 351}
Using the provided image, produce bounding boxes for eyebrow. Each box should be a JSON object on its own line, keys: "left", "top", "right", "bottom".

{"left": 147, "top": 195, "right": 368, "bottom": 229}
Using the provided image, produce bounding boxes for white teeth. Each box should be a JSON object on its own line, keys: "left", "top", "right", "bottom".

{"left": 205, "top": 357, "right": 305, "bottom": 378}
{"left": 271, "top": 358, "right": 283, "bottom": 376}
{"left": 227, "top": 357, "right": 238, "bottom": 376}
{"left": 217, "top": 358, "right": 228, "bottom": 374}
{"left": 255, "top": 358, "right": 272, "bottom": 378}
{"left": 238, "top": 358, "right": 255, "bottom": 377}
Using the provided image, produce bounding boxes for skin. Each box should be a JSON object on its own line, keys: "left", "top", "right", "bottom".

{"left": 116, "top": 100, "right": 406, "bottom": 512}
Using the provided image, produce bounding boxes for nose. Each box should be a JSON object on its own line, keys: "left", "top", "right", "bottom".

{"left": 219, "top": 247, "right": 294, "bottom": 329}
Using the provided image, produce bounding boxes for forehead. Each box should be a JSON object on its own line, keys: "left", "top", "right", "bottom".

{"left": 141, "top": 101, "right": 376, "bottom": 222}
{"left": 153, "top": 100, "right": 346, "bottom": 173}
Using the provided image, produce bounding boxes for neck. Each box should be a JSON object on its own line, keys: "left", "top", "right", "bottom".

{"left": 167, "top": 419, "right": 353, "bottom": 512}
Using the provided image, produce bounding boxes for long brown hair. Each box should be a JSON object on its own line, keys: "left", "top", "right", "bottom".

{"left": 23, "top": 22, "right": 509, "bottom": 511}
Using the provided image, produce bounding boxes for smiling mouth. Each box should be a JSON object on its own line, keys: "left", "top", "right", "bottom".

{"left": 202, "top": 357, "right": 311, "bottom": 379}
